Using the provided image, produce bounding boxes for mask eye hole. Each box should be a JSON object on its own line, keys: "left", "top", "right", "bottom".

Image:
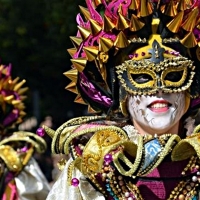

{"left": 165, "top": 71, "right": 183, "bottom": 82}
{"left": 131, "top": 74, "right": 153, "bottom": 84}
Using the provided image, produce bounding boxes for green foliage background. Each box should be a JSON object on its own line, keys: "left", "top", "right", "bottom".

{"left": 0, "top": 0, "right": 87, "bottom": 127}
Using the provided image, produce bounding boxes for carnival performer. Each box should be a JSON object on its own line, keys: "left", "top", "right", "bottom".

{"left": 0, "top": 63, "right": 50, "bottom": 200}
{"left": 45, "top": 0, "right": 200, "bottom": 199}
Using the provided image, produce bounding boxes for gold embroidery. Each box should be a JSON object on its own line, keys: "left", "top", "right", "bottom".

{"left": 82, "top": 128, "right": 127, "bottom": 174}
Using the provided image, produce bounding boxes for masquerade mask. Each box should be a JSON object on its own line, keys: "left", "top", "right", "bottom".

{"left": 116, "top": 40, "right": 195, "bottom": 96}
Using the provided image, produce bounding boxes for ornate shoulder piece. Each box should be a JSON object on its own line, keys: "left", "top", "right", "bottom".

{"left": 172, "top": 124, "right": 200, "bottom": 161}
{"left": 45, "top": 117, "right": 182, "bottom": 184}
{"left": 0, "top": 131, "right": 46, "bottom": 174}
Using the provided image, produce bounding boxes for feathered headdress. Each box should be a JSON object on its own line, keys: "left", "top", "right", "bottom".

{"left": 64, "top": 0, "right": 200, "bottom": 116}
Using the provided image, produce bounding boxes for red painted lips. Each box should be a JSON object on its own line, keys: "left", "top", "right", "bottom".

{"left": 148, "top": 100, "right": 171, "bottom": 113}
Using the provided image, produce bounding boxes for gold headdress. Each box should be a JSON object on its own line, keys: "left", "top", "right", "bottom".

{"left": 65, "top": 0, "right": 200, "bottom": 116}
{"left": 0, "top": 63, "right": 27, "bottom": 135}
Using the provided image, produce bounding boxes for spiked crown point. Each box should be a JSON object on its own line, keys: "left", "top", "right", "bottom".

{"left": 114, "top": 32, "right": 129, "bottom": 48}
{"left": 63, "top": 69, "right": 78, "bottom": 82}
{"left": 167, "top": 11, "right": 184, "bottom": 33}
{"left": 116, "top": 13, "right": 130, "bottom": 30}
{"left": 83, "top": 46, "right": 99, "bottom": 61}
{"left": 65, "top": 82, "right": 78, "bottom": 94}
{"left": 162, "top": 0, "right": 177, "bottom": 17}
{"left": 129, "top": 0, "right": 139, "bottom": 10}
{"left": 181, "top": 7, "right": 199, "bottom": 31}
{"left": 70, "top": 36, "right": 82, "bottom": 48}
{"left": 70, "top": 58, "right": 87, "bottom": 72}
{"left": 67, "top": 48, "right": 77, "bottom": 58}
{"left": 139, "top": 0, "right": 153, "bottom": 17}
{"left": 77, "top": 26, "right": 91, "bottom": 40}
{"left": 99, "top": 37, "right": 113, "bottom": 52}
{"left": 89, "top": 19, "right": 102, "bottom": 35}
{"left": 79, "top": 6, "right": 91, "bottom": 20}
{"left": 130, "top": 14, "right": 145, "bottom": 32}
{"left": 103, "top": 15, "right": 116, "bottom": 32}
{"left": 180, "top": 32, "right": 198, "bottom": 48}
{"left": 177, "top": 0, "right": 187, "bottom": 11}
{"left": 74, "top": 94, "right": 87, "bottom": 105}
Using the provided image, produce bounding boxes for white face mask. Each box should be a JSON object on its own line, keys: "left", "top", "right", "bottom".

{"left": 127, "top": 92, "right": 186, "bottom": 135}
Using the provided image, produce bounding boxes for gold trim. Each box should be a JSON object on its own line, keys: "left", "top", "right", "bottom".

{"left": 0, "top": 145, "right": 22, "bottom": 172}
{"left": 0, "top": 131, "right": 47, "bottom": 153}
{"left": 172, "top": 132, "right": 200, "bottom": 161}
{"left": 116, "top": 57, "right": 195, "bottom": 95}
{"left": 161, "top": 65, "right": 188, "bottom": 88}
{"left": 128, "top": 67, "right": 156, "bottom": 89}
{"left": 113, "top": 136, "right": 143, "bottom": 176}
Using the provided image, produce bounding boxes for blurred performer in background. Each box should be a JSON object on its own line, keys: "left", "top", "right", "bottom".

{"left": 45, "top": 0, "right": 200, "bottom": 199}
{"left": 0, "top": 63, "right": 50, "bottom": 200}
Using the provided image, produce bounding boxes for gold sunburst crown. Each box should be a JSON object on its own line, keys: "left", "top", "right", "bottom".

{"left": 0, "top": 63, "right": 28, "bottom": 134}
{"left": 64, "top": 0, "right": 200, "bottom": 115}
